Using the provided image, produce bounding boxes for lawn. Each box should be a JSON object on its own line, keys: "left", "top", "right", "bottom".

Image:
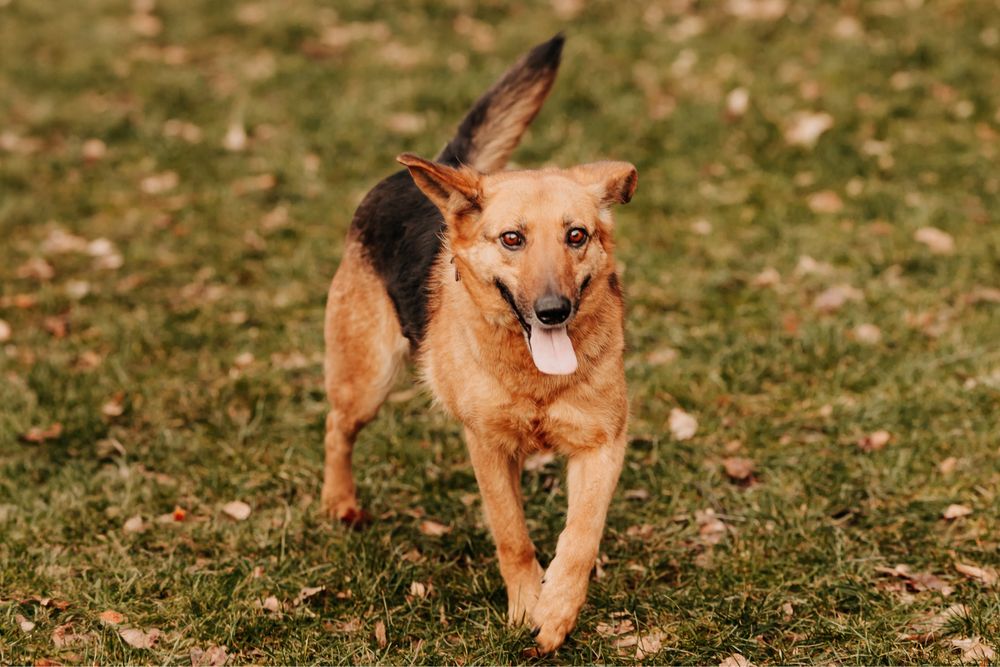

{"left": 1, "top": 0, "right": 999, "bottom": 664}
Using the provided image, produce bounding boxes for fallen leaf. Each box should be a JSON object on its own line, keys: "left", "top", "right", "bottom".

{"left": 140, "top": 171, "right": 179, "bottom": 195}
{"left": 726, "top": 0, "right": 786, "bottom": 21}
{"left": 726, "top": 87, "right": 750, "bottom": 119}
{"left": 418, "top": 520, "right": 451, "bottom": 537}
{"left": 260, "top": 596, "right": 281, "bottom": 613}
{"left": 190, "top": 644, "right": 229, "bottom": 666}
{"left": 293, "top": 586, "right": 325, "bottom": 606}
{"left": 624, "top": 489, "right": 650, "bottom": 501}
{"left": 668, "top": 408, "right": 698, "bottom": 441}
{"left": 221, "top": 500, "right": 251, "bottom": 521}
{"left": 646, "top": 346, "right": 679, "bottom": 365}
{"left": 719, "top": 654, "right": 753, "bottom": 667}
{"left": 722, "top": 457, "right": 754, "bottom": 482}
{"left": 954, "top": 562, "right": 998, "bottom": 587}
{"left": 852, "top": 323, "right": 882, "bottom": 344}
{"left": 52, "top": 623, "right": 93, "bottom": 648}
{"left": 626, "top": 523, "right": 654, "bottom": 539}
{"left": 595, "top": 618, "right": 635, "bottom": 636}
{"left": 951, "top": 637, "right": 995, "bottom": 664}
{"left": 232, "top": 173, "right": 276, "bottom": 195}
{"left": 102, "top": 393, "right": 126, "bottom": 418}
{"left": 374, "top": 620, "right": 387, "bottom": 648}
{"left": 41, "top": 228, "right": 88, "bottom": 254}
{"left": 43, "top": 315, "right": 69, "bottom": 338}
{"left": 19, "top": 423, "right": 63, "bottom": 444}
{"left": 15, "top": 613, "right": 35, "bottom": 632}
{"left": 942, "top": 504, "right": 972, "bottom": 520}
{"left": 813, "top": 284, "right": 863, "bottom": 313}
{"left": 914, "top": 226, "right": 955, "bottom": 255}
{"left": 119, "top": 627, "right": 160, "bottom": 649}
{"left": 332, "top": 618, "right": 362, "bottom": 633}
{"left": 858, "top": 429, "right": 891, "bottom": 452}
{"left": 695, "top": 508, "right": 728, "bottom": 545}
{"left": 751, "top": 267, "right": 781, "bottom": 288}
{"left": 98, "top": 610, "right": 126, "bottom": 626}
{"left": 223, "top": 120, "right": 247, "bottom": 152}
{"left": 409, "top": 581, "right": 428, "bottom": 599}
{"left": 903, "top": 603, "right": 969, "bottom": 642}
{"left": 16, "top": 257, "right": 55, "bottom": 281}
{"left": 0, "top": 318, "right": 10, "bottom": 342}
{"left": 876, "top": 564, "right": 954, "bottom": 596}
{"left": 807, "top": 190, "right": 844, "bottom": 214}
{"left": 123, "top": 515, "right": 145, "bottom": 533}
{"left": 82, "top": 138, "right": 107, "bottom": 162}
{"left": 785, "top": 111, "right": 834, "bottom": 148}
{"left": 965, "top": 286, "right": 1000, "bottom": 304}
{"left": 938, "top": 457, "right": 958, "bottom": 475}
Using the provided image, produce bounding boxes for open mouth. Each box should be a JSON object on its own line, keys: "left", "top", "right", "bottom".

{"left": 494, "top": 280, "right": 578, "bottom": 376}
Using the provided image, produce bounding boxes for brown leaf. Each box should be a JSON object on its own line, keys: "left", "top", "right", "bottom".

{"left": 140, "top": 171, "right": 179, "bottom": 195}
{"left": 408, "top": 581, "right": 429, "bottom": 599}
{"left": 858, "top": 429, "right": 891, "bottom": 452}
{"left": 807, "top": 190, "right": 844, "bottom": 214}
{"left": 813, "top": 284, "right": 863, "bottom": 313}
{"left": 123, "top": 515, "right": 145, "bottom": 533}
{"left": 914, "top": 226, "right": 955, "bottom": 255}
{"left": 221, "top": 500, "right": 251, "bottom": 521}
{"left": 624, "top": 488, "right": 650, "bottom": 501}
{"left": 102, "top": 392, "right": 126, "bottom": 418}
{"left": 418, "top": 520, "right": 451, "bottom": 537}
{"left": 852, "top": 323, "right": 882, "bottom": 345}
{"left": 719, "top": 654, "right": 753, "bottom": 667}
{"left": 293, "top": 586, "right": 325, "bottom": 606}
{"left": 942, "top": 504, "right": 973, "bottom": 520}
{"left": 784, "top": 111, "right": 834, "bottom": 148}
{"left": 722, "top": 457, "right": 755, "bottom": 482}
{"left": 695, "top": 508, "right": 728, "bottom": 545}
{"left": 951, "top": 637, "right": 996, "bottom": 664}
{"left": 43, "top": 315, "right": 69, "bottom": 338}
{"left": 595, "top": 618, "right": 635, "bottom": 637}
{"left": 668, "top": 408, "right": 698, "bottom": 441}
{"left": 374, "top": 620, "right": 387, "bottom": 648}
{"left": 82, "top": 138, "right": 107, "bottom": 162}
{"left": 118, "top": 627, "right": 160, "bottom": 649}
{"left": 16, "top": 257, "right": 55, "bottom": 281}
{"left": 330, "top": 617, "right": 362, "bottom": 633}
{"left": 190, "top": 644, "right": 229, "bottom": 666}
{"left": 19, "top": 423, "right": 63, "bottom": 444}
{"left": 626, "top": 524, "right": 654, "bottom": 539}
{"left": 260, "top": 595, "right": 281, "bottom": 613}
{"left": 0, "top": 318, "right": 10, "bottom": 342}
{"left": 954, "top": 562, "right": 998, "bottom": 587}
{"left": 903, "top": 603, "right": 969, "bottom": 642}
{"left": 98, "top": 610, "right": 126, "bottom": 626}
{"left": 51, "top": 623, "right": 93, "bottom": 648}
{"left": 15, "top": 614, "right": 35, "bottom": 632}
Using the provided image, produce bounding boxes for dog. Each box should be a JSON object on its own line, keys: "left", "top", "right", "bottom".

{"left": 321, "top": 34, "right": 636, "bottom": 653}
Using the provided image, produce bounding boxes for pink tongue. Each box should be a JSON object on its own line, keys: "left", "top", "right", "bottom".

{"left": 529, "top": 326, "right": 578, "bottom": 375}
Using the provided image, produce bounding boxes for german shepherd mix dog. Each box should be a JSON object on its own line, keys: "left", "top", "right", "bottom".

{"left": 321, "top": 34, "right": 636, "bottom": 652}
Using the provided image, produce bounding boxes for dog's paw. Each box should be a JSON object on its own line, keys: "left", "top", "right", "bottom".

{"left": 506, "top": 561, "right": 544, "bottom": 625}
{"left": 529, "top": 584, "right": 584, "bottom": 653}
{"left": 321, "top": 495, "right": 370, "bottom": 529}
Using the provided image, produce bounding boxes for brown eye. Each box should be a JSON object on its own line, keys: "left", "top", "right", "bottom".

{"left": 500, "top": 231, "right": 524, "bottom": 249}
{"left": 566, "top": 227, "right": 588, "bottom": 247}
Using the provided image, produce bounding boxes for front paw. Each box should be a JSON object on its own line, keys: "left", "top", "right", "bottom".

{"left": 506, "top": 560, "right": 543, "bottom": 625}
{"left": 529, "top": 579, "right": 587, "bottom": 653}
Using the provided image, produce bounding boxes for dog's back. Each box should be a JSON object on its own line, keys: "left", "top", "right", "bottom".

{"left": 350, "top": 35, "right": 564, "bottom": 345}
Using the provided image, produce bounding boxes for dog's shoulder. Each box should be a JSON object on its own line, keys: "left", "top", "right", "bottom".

{"left": 350, "top": 169, "right": 445, "bottom": 346}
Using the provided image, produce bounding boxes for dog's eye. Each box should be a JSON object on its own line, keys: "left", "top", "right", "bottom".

{"left": 566, "top": 227, "right": 588, "bottom": 247}
{"left": 500, "top": 231, "right": 524, "bottom": 249}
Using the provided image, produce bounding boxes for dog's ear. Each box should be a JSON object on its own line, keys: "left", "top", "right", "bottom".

{"left": 397, "top": 153, "right": 482, "bottom": 217}
{"left": 568, "top": 161, "right": 638, "bottom": 207}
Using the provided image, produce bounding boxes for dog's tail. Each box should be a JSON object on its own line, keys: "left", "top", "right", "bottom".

{"left": 436, "top": 33, "right": 564, "bottom": 173}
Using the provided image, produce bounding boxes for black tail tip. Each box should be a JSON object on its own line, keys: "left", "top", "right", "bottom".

{"left": 525, "top": 32, "right": 565, "bottom": 70}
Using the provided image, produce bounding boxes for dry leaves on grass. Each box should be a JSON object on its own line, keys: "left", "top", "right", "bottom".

{"left": 190, "top": 644, "right": 229, "bottom": 666}
{"left": 784, "top": 111, "right": 834, "bottom": 148}
{"left": 123, "top": 515, "right": 145, "bottom": 533}
{"left": 719, "top": 654, "right": 753, "bottom": 667}
{"left": 914, "top": 226, "right": 955, "bottom": 255}
{"left": 813, "top": 284, "right": 863, "bottom": 313}
{"left": 418, "top": 520, "right": 451, "bottom": 537}
{"left": 19, "top": 423, "right": 63, "bottom": 444}
{"left": 857, "top": 429, "right": 891, "bottom": 452}
{"left": 15, "top": 614, "right": 35, "bottom": 632}
{"left": 695, "top": 508, "right": 728, "bottom": 545}
{"left": 942, "top": 504, "right": 972, "bottom": 520}
{"left": 0, "top": 318, "right": 10, "bottom": 342}
{"left": 293, "top": 586, "right": 325, "bottom": 607}
{"left": 954, "top": 562, "right": 998, "bottom": 587}
{"left": 259, "top": 596, "right": 281, "bottom": 613}
{"left": 595, "top": 618, "right": 635, "bottom": 637}
{"left": 875, "top": 564, "right": 954, "bottom": 596}
{"left": 951, "top": 637, "right": 996, "bottom": 664}
{"left": 613, "top": 628, "right": 667, "bottom": 660}
{"left": 668, "top": 408, "right": 698, "bottom": 441}
{"left": 52, "top": 623, "right": 94, "bottom": 648}
{"left": 374, "top": 620, "right": 387, "bottom": 648}
{"left": 98, "top": 610, "right": 126, "bottom": 626}
{"left": 119, "top": 626, "right": 161, "bottom": 649}
{"left": 852, "top": 323, "right": 882, "bottom": 344}
{"left": 902, "top": 603, "right": 968, "bottom": 642}
{"left": 221, "top": 500, "right": 251, "bottom": 521}
{"left": 722, "top": 457, "right": 755, "bottom": 483}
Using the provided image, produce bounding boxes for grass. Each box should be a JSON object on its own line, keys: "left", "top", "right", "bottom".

{"left": 1, "top": 0, "right": 999, "bottom": 663}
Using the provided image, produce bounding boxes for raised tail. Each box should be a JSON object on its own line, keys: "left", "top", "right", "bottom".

{"left": 436, "top": 33, "right": 564, "bottom": 173}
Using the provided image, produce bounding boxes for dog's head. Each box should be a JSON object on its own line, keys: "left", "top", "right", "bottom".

{"left": 398, "top": 153, "right": 636, "bottom": 376}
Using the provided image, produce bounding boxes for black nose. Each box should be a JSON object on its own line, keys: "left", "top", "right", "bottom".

{"left": 534, "top": 294, "right": 572, "bottom": 325}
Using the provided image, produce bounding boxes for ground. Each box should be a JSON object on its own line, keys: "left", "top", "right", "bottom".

{"left": 1, "top": 0, "right": 999, "bottom": 664}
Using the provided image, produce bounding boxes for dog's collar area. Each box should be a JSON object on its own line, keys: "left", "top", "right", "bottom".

{"left": 494, "top": 279, "right": 532, "bottom": 335}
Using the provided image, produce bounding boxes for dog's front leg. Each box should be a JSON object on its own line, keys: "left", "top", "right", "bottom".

{"left": 465, "top": 428, "right": 543, "bottom": 625}
{"left": 531, "top": 434, "right": 626, "bottom": 652}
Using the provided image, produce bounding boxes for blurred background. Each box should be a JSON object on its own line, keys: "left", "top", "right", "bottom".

{"left": 1, "top": 0, "right": 998, "bottom": 664}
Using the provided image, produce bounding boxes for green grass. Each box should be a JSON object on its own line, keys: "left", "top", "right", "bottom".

{"left": 2, "top": 0, "right": 999, "bottom": 664}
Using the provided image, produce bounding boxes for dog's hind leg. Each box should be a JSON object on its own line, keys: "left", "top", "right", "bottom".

{"left": 322, "top": 241, "right": 408, "bottom": 524}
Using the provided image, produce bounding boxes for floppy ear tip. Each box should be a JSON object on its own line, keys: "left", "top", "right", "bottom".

{"left": 396, "top": 153, "right": 420, "bottom": 167}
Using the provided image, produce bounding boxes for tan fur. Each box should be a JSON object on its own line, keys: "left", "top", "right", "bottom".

{"left": 322, "top": 158, "right": 636, "bottom": 652}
